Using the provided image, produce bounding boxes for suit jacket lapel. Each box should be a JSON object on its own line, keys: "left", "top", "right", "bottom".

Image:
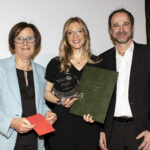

{"left": 129, "top": 42, "right": 139, "bottom": 98}
{"left": 112, "top": 48, "right": 116, "bottom": 71}
{"left": 104, "top": 48, "right": 117, "bottom": 128}
{"left": 107, "top": 47, "right": 116, "bottom": 71}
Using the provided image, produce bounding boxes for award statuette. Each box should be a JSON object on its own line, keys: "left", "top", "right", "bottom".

{"left": 53, "top": 73, "right": 80, "bottom": 99}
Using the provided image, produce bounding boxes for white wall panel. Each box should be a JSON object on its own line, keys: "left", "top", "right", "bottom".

{"left": 0, "top": 0, "right": 146, "bottom": 67}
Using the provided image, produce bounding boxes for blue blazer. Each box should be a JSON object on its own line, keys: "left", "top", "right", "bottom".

{"left": 0, "top": 55, "right": 50, "bottom": 150}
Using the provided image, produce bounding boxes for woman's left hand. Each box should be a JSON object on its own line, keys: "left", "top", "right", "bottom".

{"left": 83, "top": 114, "right": 95, "bottom": 123}
{"left": 45, "top": 111, "right": 57, "bottom": 125}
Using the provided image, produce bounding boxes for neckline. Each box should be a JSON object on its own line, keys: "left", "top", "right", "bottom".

{"left": 16, "top": 68, "right": 33, "bottom": 72}
{"left": 71, "top": 62, "right": 87, "bottom": 71}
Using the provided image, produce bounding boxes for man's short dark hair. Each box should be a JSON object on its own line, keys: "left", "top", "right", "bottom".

{"left": 108, "top": 8, "right": 134, "bottom": 29}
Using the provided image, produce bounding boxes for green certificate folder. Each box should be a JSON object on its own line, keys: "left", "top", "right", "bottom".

{"left": 70, "top": 66, "right": 118, "bottom": 123}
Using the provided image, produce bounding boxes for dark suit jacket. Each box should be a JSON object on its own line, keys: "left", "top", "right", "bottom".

{"left": 99, "top": 42, "right": 150, "bottom": 143}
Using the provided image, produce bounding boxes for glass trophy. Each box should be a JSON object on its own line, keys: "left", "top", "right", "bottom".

{"left": 53, "top": 73, "right": 83, "bottom": 99}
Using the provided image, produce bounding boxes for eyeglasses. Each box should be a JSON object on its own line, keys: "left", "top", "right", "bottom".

{"left": 66, "top": 29, "right": 84, "bottom": 37}
{"left": 14, "top": 36, "right": 36, "bottom": 44}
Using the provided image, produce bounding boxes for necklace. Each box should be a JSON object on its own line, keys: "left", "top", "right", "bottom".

{"left": 15, "top": 60, "right": 31, "bottom": 87}
{"left": 71, "top": 58, "right": 82, "bottom": 65}
{"left": 71, "top": 57, "right": 88, "bottom": 68}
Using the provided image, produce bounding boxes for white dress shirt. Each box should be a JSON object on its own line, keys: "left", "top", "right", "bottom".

{"left": 114, "top": 42, "right": 134, "bottom": 117}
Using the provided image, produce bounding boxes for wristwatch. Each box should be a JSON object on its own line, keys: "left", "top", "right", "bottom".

{"left": 56, "top": 99, "right": 62, "bottom": 105}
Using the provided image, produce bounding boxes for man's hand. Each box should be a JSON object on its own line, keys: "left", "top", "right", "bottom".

{"left": 99, "top": 132, "right": 108, "bottom": 150}
{"left": 136, "top": 130, "right": 150, "bottom": 150}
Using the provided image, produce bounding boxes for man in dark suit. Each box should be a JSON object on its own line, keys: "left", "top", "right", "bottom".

{"left": 98, "top": 8, "right": 150, "bottom": 150}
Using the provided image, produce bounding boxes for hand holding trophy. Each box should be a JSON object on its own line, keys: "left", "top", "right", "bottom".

{"left": 53, "top": 73, "right": 83, "bottom": 108}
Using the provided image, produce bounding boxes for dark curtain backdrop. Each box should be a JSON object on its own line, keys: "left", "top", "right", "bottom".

{"left": 145, "top": 0, "right": 150, "bottom": 44}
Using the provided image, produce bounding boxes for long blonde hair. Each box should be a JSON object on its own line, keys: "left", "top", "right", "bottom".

{"left": 59, "top": 17, "right": 98, "bottom": 73}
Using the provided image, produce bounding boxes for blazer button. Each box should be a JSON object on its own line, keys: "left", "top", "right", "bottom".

{"left": 130, "top": 102, "right": 134, "bottom": 105}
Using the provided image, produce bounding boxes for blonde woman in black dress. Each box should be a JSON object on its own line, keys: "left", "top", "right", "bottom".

{"left": 45, "top": 17, "right": 101, "bottom": 150}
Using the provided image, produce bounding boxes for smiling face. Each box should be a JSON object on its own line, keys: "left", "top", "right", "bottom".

{"left": 109, "top": 12, "right": 134, "bottom": 45}
{"left": 14, "top": 27, "right": 35, "bottom": 60}
{"left": 66, "top": 22, "right": 86, "bottom": 51}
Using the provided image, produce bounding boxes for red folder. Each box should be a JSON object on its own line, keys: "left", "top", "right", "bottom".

{"left": 27, "top": 113, "right": 55, "bottom": 136}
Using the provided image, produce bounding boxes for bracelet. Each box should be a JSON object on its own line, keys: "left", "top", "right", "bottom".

{"left": 56, "top": 99, "right": 62, "bottom": 105}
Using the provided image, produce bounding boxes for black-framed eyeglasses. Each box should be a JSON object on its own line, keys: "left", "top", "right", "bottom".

{"left": 14, "top": 36, "right": 36, "bottom": 44}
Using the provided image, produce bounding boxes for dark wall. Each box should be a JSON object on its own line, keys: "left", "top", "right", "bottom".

{"left": 146, "top": 0, "right": 150, "bottom": 44}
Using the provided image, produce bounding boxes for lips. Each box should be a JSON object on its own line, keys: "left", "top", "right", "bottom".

{"left": 72, "top": 40, "right": 81, "bottom": 44}
{"left": 21, "top": 47, "right": 31, "bottom": 50}
{"left": 117, "top": 32, "right": 127, "bottom": 37}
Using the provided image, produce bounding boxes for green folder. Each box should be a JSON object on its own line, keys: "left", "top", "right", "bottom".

{"left": 70, "top": 66, "right": 118, "bottom": 123}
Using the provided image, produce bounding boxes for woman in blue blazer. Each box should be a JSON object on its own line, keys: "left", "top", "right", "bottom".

{"left": 0, "top": 22, "right": 57, "bottom": 150}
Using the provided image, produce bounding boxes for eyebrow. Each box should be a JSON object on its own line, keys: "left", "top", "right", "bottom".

{"left": 112, "top": 21, "right": 130, "bottom": 26}
{"left": 67, "top": 28, "right": 83, "bottom": 31}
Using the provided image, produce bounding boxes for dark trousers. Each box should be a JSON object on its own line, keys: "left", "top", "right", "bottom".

{"left": 108, "top": 118, "right": 143, "bottom": 150}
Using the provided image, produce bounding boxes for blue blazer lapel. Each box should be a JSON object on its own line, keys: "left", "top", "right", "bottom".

{"left": 31, "top": 61, "right": 40, "bottom": 111}
{"left": 7, "top": 55, "right": 21, "bottom": 104}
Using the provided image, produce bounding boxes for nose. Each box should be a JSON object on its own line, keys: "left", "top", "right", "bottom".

{"left": 72, "top": 31, "right": 78, "bottom": 37}
{"left": 23, "top": 39, "right": 28, "bottom": 46}
{"left": 119, "top": 26, "right": 124, "bottom": 32}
